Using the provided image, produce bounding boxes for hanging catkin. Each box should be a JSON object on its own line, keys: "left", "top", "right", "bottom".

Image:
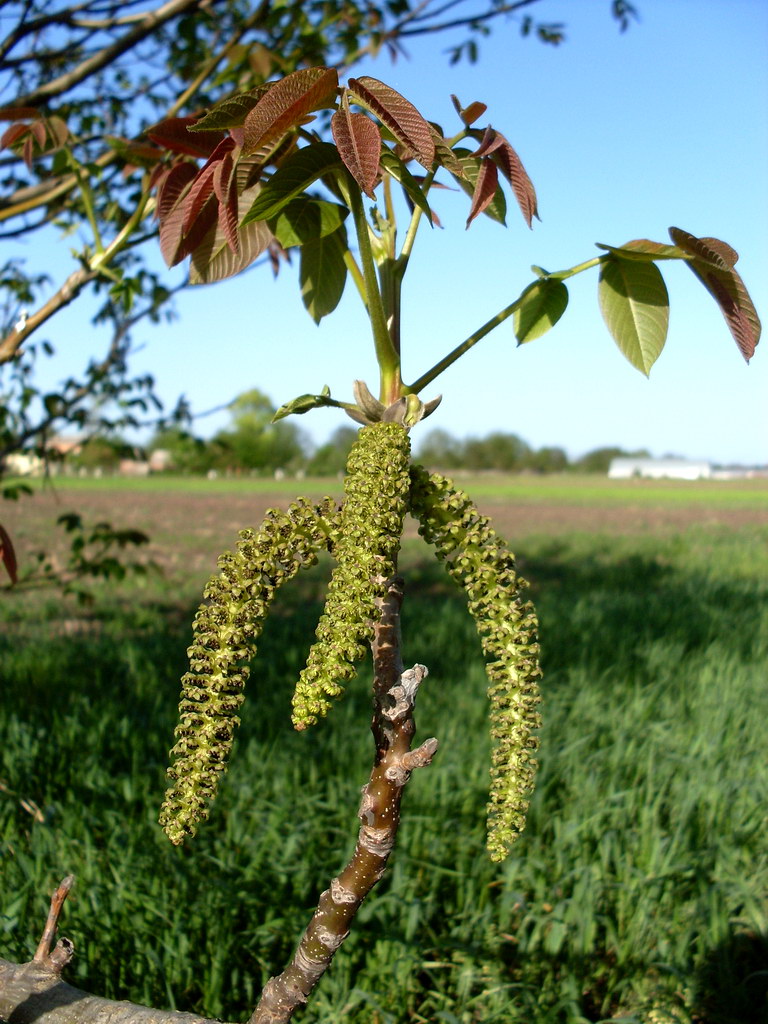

{"left": 409, "top": 465, "right": 542, "bottom": 861}
{"left": 160, "top": 497, "right": 339, "bottom": 845}
{"left": 291, "top": 422, "right": 411, "bottom": 728}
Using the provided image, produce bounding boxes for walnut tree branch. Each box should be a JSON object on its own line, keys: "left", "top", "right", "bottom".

{"left": 249, "top": 576, "right": 437, "bottom": 1024}
{"left": 9, "top": 0, "right": 217, "bottom": 109}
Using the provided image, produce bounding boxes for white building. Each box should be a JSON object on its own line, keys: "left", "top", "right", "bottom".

{"left": 608, "top": 457, "right": 712, "bottom": 481}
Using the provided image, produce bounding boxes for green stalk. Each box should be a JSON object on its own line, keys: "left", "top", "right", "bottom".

{"left": 90, "top": 189, "right": 153, "bottom": 272}
{"left": 72, "top": 159, "right": 104, "bottom": 253}
{"left": 407, "top": 255, "right": 611, "bottom": 394}
{"left": 347, "top": 179, "right": 401, "bottom": 404}
{"left": 407, "top": 297, "right": 522, "bottom": 395}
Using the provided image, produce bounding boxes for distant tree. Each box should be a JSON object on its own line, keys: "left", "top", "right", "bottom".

{"left": 306, "top": 426, "right": 358, "bottom": 476}
{"left": 463, "top": 431, "right": 532, "bottom": 471}
{"left": 525, "top": 445, "right": 569, "bottom": 474}
{"left": 415, "top": 427, "right": 465, "bottom": 470}
{"left": 147, "top": 426, "right": 215, "bottom": 474}
{"left": 69, "top": 436, "right": 131, "bottom": 473}
{"left": 213, "top": 389, "right": 307, "bottom": 473}
{"left": 574, "top": 446, "right": 650, "bottom": 474}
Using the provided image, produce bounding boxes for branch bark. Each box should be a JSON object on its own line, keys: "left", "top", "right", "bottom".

{"left": 0, "top": 266, "right": 98, "bottom": 365}
{"left": 9, "top": 0, "right": 218, "bottom": 109}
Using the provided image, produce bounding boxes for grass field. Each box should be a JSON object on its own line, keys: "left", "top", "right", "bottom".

{"left": 2, "top": 477, "right": 767, "bottom": 1023}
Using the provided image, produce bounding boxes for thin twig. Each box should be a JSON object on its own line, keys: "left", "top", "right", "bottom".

{"left": 33, "top": 876, "right": 75, "bottom": 968}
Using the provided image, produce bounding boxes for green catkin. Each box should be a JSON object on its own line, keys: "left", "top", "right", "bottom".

{"left": 291, "top": 422, "right": 411, "bottom": 729}
{"left": 160, "top": 497, "right": 340, "bottom": 845}
{"left": 409, "top": 464, "right": 542, "bottom": 861}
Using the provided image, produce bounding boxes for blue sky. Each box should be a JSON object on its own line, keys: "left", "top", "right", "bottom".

{"left": 29, "top": 0, "right": 768, "bottom": 463}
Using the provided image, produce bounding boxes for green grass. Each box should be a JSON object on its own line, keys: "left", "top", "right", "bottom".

{"left": 2, "top": 522, "right": 767, "bottom": 1023}
{"left": 11, "top": 471, "right": 768, "bottom": 507}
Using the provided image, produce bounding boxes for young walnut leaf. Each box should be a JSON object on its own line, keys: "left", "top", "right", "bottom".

{"left": 269, "top": 197, "right": 348, "bottom": 248}
{"left": 595, "top": 239, "right": 685, "bottom": 261}
{"left": 451, "top": 149, "right": 506, "bottom": 225}
{"left": 331, "top": 105, "right": 381, "bottom": 198}
{"left": 472, "top": 127, "right": 538, "bottom": 229}
{"left": 379, "top": 150, "right": 434, "bottom": 221}
{"left": 242, "top": 143, "right": 343, "bottom": 225}
{"left": 147, "top": 117, "right": 225, "bottom": 158}
{"left": 466, "top": 157, "right": 500, "bottom": 227}
{"left": 598, "top": 256, "right": 669, "bottom": 375}
{"left": 299, "top": 225, "right": 348, "bottom": 322}
{"left": 514, "top": 278, "right": 569, "bottom": 343}
{"left": 156, "top": 163, "right": 207, "bottom": 266}
{"left": 190, "top": 184, "right": 272, "bottom": 284}
{"left": 213, "top": 153, "right": 239, "bottom": 256}
{"left": 668, "top": 227, "right": 735, "bottom": 269}
{"left": 242, "top": 67, "right": 339, "bottom": 157}
{"left": 451, "top": 95, "right": 488, "bottom": 126}
{"left": 347, "top": 76, "right": 435, "bottom": 169}
{"left": 188, "top": 89, "right": 270, "bottom": 133}
{"left": 669, "top": 227, "right": 761, "bottom": 362}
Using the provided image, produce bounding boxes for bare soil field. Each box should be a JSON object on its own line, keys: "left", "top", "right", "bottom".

{"left": 6, "top": 480, "right": 767, "bottom": 585}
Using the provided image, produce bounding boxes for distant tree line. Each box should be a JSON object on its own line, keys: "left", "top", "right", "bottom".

{"left": 56, "top": 390, "right": 650, "bottom": 477}
{"left": 413, "top": 428, "right": 649, "bottom": 476}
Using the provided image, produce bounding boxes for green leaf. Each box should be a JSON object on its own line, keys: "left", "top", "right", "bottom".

{"left": 379, "top": 150, "right": 433, "bottom": 220}
{"left": 300, "top": 226, "right": 348, "bottom": 323}
{"left": 598, "top": 256, "right": 669, "bottom": 375}
{"left": 189, "top": 91, "right": 267, "bottom": 131}
{"left": 269, "top": 197, "right": 348, "bottom": 248}
{"left": 514, "top": 278, "right": 569, "bottom": 343}
{"left": 241, "top": 143, "right": 343, "bottom": 225}
{"left": 595, "top": 239, "right": 685, "bottom": 261}
{"left": 273, "top": 386, "right": 334, "bottom": 420}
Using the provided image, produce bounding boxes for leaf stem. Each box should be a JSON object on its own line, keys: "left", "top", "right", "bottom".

{"left": 407, "top": 296, "right": 523, "bottom": 394}
{"left": 407, "top": 254, "right": 612, "bottom": 393}
{"left": 347, "top": 178, "right": 401, "bottom": 403}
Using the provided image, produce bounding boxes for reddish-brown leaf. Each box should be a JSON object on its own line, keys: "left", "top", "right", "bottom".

{"left": 347, "top": 76, "right": 435, "bottom": 169}
{"left": 46, "top": 115, "right": 70, "bottom": 148}
{"left": 212, "top": 151, "right": 234, "bottom": 206}
{"left": 156, "top": 163, "right": 208, "bottom": 266}
{"left": 155, "top": 161, "right": 197, "bottom": 221}
{"left": 472, "top": 127, "right": 539, "bottom": 228}
{"left": 181, "top": 166, "right": 217, "bottom": 236}
{"left": 466, "top": 157, "right": 499, "bottom": 227}
{"left": 450, "top": 95, "right": 488, "bottom": 126}
{"left": 692, "top": 263, "right": 760, "bottom": 362}
{"left": 670, "top": 228, "right": 760, "bottom": 361}
{"left": 189, "top": 184, "right": 273, "bottom": 284}
{"left": 699, "top": 237, "right": 739, "bottom": 268}
{"left": 0, "top": 123, "right": 29, "bottom": 150}
{"left": 30, "top": 121, "right": 46, "bottom": 148}
{"left": 331, "top": 107, "right": 380, "bottom": 198}
{"left": 147, "top": 117, "right": 226, "bottom": 158}
{"left": 180, "top": 137, "right": 236, "bottom": 235}
{"left": 0, "top": 523, "right": 18, "bottom": 585}
{"left": 214, "top": 157, "right": 240, "bottom": 256}
{"left": 242, "top": 67, "right": 338, "bottom": 157}
{"left": 22, "top": 134, "right": 34, "bottom": 170}
{"left": 0, "top": 107, "right": 40, "bottom": 121}
{"left": 668, "top": 226, "right": 731, "bottom": 269}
